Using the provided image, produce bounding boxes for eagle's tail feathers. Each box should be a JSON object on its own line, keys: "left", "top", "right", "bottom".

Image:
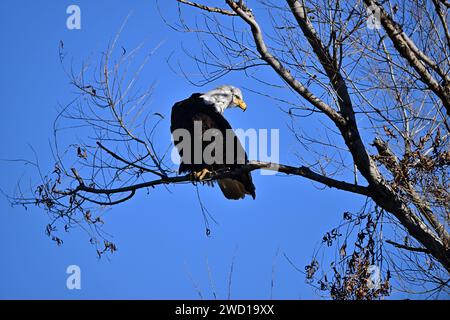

{"left": 218, "top": 178, "right": 246, "bottom": 200}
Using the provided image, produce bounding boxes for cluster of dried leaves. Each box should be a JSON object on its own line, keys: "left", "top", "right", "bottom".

{"left": 306, "top": 207, "right": 392, "bottom": 300}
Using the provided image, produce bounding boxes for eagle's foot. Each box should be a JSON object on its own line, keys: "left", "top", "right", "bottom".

{"left": 193, "top": 168, "right": 211, "bottom": 181}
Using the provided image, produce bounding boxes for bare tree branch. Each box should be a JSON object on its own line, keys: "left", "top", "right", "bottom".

{"left": 176, "top": 0, "right": 237, "bottom": 16}
{"left": 58, "top": 160, "right": 371, "bottom": 198}
{"left": 363, "top": 0, "right": 450, "bottom": 116}
{"left": 386, "top": 239, "right": 430, "bottom": 254}
{"left": 225, "top": 0, "right": 344, "bottom": 124}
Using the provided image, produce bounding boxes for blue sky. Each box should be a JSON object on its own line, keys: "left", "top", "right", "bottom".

{"left": 0, "top": 0, "right": 433, "bottom": 299}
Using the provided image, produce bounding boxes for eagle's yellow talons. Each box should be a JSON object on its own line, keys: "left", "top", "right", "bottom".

{"left": 194, "top": 168, "right": 211, "bottom": 181}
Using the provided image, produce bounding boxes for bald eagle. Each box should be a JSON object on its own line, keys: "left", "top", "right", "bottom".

{"left": 170, "top": 85, "right": 256, "bottom": 200}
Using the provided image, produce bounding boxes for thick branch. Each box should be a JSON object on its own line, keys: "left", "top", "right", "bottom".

{"left": 363, "top": 0, "right": 450, "bottom": 116}
{"left": 286, "top": 0, "right": 385, "bottom": 186}
{"left": 286, "top": 0, "right": 354, "bottom": 120}
{"left": 63, "top": 160, "right": 371, "bottom": 197}
{"left": 225, "top": 0, "right": 344, "bottom": 125}
{"left": 284, "top": 0, "right": 450, "bottom": 271}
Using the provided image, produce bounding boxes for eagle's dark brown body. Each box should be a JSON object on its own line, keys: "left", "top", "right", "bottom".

{"left": 170, "top": 93, "right": 256, "bottom": 200}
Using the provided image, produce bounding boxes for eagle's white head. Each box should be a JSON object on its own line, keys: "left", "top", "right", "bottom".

{"left": 200, "top": 85, "right": 247, "bottom": 114}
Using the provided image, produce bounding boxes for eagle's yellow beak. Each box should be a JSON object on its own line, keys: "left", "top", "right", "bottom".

{"left": 234, "top": 97, "right": 247, "bottom": 111}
